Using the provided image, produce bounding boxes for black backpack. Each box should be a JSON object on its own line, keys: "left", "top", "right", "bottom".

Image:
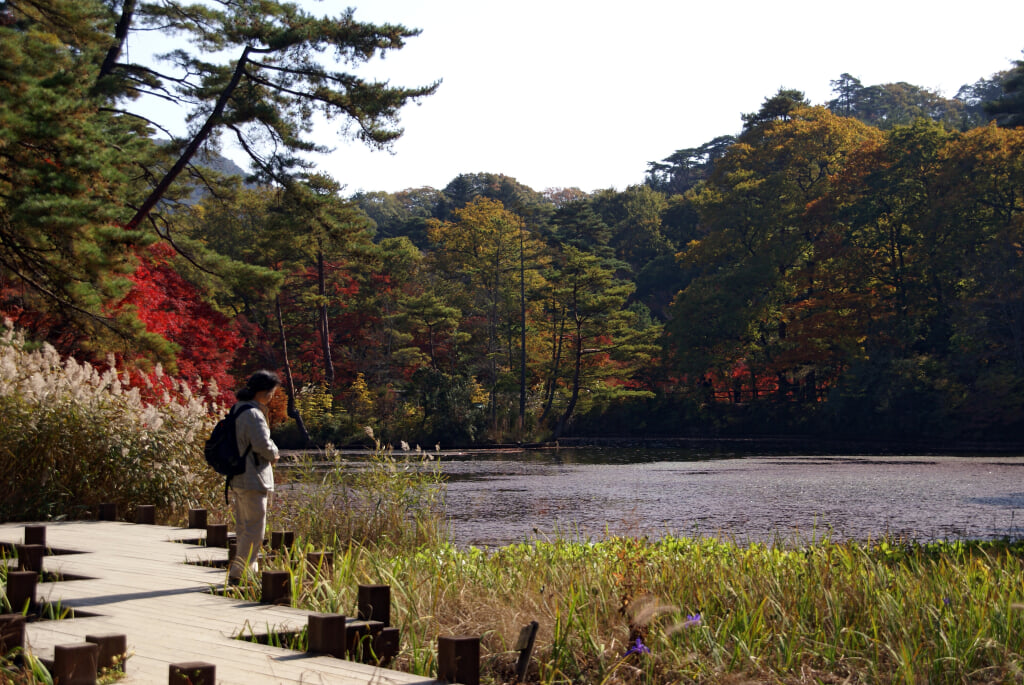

{"left": 204, "top": 404, "right": 256, "bottom": 503}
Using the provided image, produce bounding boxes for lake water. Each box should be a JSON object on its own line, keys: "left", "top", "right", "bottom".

{"left": 434, "top": 448, "right": 1024, "bottom": 547}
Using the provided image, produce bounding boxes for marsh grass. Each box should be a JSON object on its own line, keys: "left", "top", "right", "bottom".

{"left": 269, "top": 436, "right": 447, "bottom": 551}
{"left": 246, "top": 531, "right": 1024, "bottom": 684}
{"left": 213, "top": 445, "right": 1024, "bottom": 683}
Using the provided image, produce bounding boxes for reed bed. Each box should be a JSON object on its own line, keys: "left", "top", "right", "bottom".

{"left": 0, "top": 322, "right": 222, "bottom": 523}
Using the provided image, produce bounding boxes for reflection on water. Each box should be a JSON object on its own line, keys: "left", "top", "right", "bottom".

{"left": 434, "top": 449, "right": 1024, "bottom": 547}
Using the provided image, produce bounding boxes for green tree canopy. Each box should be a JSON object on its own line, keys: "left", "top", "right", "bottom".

{"left": 0, "top": 0, "right": 436, "bottom": 360}
{"left": 986, "top": 53, "right": 1024, "bottom": 128}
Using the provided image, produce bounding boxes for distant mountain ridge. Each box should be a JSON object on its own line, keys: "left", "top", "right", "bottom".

{"left": 194, "top": 148, "right": 249, "bottom": 179}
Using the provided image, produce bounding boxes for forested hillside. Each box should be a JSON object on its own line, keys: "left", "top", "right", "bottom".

{"left": 3, "top": 0, "right": 1024, "bottom": 447}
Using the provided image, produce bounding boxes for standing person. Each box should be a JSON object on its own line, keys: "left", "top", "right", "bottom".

{"left": 228, "top": 370, "right": 281, "bottom": 584}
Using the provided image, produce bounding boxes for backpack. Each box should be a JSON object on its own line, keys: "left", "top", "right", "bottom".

{"left": 204, "top": 404, "right": 256, "bottom": 503}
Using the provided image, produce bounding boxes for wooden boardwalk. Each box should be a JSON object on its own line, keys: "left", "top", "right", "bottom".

{"left": 0, "top": 521, "right": 437, "bottom": 684}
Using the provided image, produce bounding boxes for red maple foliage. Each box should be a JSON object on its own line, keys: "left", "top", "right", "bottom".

{"left": 121, "top": 243, "right": 243, "bottom": 405}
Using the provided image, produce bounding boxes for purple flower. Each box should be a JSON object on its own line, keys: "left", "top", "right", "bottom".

{"left": 683, "top": 613, "right": 702, "bottom": 627}
{"left": 624, "top": 637, "right": 650, "bottom": 657}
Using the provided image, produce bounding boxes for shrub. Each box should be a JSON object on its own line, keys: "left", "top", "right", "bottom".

{"left": 0, "top": 322, "right": 221, "bottom": 522}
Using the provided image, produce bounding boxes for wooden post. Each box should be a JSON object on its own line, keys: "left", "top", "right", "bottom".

{"left": 305, "top": 551, "right": 334, "bottom": 577}
{"left": 307, "top": 614, "right": 347, "bottom": 658}
{"left": 169, "top": 661, "right": 215, "bottom": 684}
{"left": 345, "top": 620, "right": 383, "bottom": 661}
{"left": 16, "top": 543, "right": 45, "bottom": 573}
{"left": 514, "top": 621, "right": 539, "bottom": 683}
{"left": 0, "top": 614, "right": 26, "bottom": 653}
{"left": 437, "top": 635, "right": 480, "bottom": 685}
{"left": 357, "top": 584, "right": 391, "bottom": 626}
{"left": 53, "top": 642, "right": 99, "bottom": 685}
{"left": 85, "top": 633, "right": 127, "bottom": 673}
{"left": 136, "top": 505, "right": 156, "bottom": 525}
{"left": 270, "top": 530, "right": 294, "bottom": 550}
{"left": 97, "top": 503, "right": 118, "bottom": 521}
{"left": 371, "top": 626, "right": 400, "bottom": 666}
{"left": 187, "top": 509, "right": 207, "bottom": 529}
{"left": 5, "top": 571, "right": 37, "bottom": 613}
{"left": 260, "top": 570, "right": 290, "bottom": 605}
{"left": 24, "top": 525, "right": 45, "bottom": 546}
{"left": 205, "top": 524, "right": 227, "bottom": 548}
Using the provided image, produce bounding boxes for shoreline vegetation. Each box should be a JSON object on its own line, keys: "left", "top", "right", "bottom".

{"left": 282, "top": 434, "right": 1024, "bottom": 462}
{"left": 253, "top": 448, "right": 1024, "bottom": 684}
{"left": 3, "top": 337, "right": 1024, "bottom": 683}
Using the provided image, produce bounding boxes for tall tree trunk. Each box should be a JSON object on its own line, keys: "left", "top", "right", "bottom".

{"left": 540, "top": 301, "right": 565, "bottom": 423}
{"left": 126, "top": 46, "right": 257, "bottom": 231}
{"left": 554, "top": 321, "right": 583, "bottom": 438}
{"left": 95, "top": 0, "right": 136, "bottom": 84}
{"left": 488, "top": 251, "right": 500, "bottom": 425}
{"left": 519, "top": 228, "right": 526, "bottom": 436}
{"left": 275, "top": 295, "right": 310, "bottom": 445}
{"left": 427, "top": 323, "right": 437, "bottom": 367}
{"left": 317, "top": 246, "right": 334, "bottom": 386}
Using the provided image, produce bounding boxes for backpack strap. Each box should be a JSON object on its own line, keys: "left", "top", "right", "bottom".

{"left": 225, "top": 443, "right": 254, "bottom": 504}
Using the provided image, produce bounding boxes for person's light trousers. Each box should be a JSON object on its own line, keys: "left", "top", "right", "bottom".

{"left": 230, "top": 488, "right": 267, "bottom": 580}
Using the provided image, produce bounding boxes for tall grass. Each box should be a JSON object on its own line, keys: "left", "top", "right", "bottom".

{"left": 0, "top": 321, "right": 221, "bottom": 522}
{"left": 268, "top": 431, "right": 447, "bottom": 551}
{"left": 242, "top": 531, "right": 1024, "bottom": 684}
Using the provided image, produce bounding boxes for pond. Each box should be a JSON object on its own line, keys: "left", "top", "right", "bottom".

{"left": 433, "top": 448, "right": 1024, "bottom": 547}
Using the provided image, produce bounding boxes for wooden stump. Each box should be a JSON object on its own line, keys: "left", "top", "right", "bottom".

{"left": 136, "top": 505, "right": 156, "bottom": 525}
{"left": 437, "top": 635, "right": 480, "bottom": 685}
{"left": 169, "top": 661, "right": 215, "bottom": 685}
{"left": 53, "top": 642, "right": 99, "bottom": 685}
{"left": 187, "top": 509, "right": 207, "bottom": 529}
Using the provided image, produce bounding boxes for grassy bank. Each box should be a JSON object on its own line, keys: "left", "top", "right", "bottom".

{"left": 222, "top": 533, "right": 1024, "bottom": 684}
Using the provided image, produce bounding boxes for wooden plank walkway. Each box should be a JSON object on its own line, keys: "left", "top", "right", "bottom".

{"left": 0, "top": 521, "right": 437, "bottom": 684}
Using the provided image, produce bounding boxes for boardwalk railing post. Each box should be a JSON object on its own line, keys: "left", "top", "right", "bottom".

{"left": 372, "top": 626, "right": 401, "bottom": 666}
{"left": 0, "top": 614, "right": 26, "bottom": 654}
{"left": 514, "top": 621, "right": 539, "bottom": 683}
{"left": 305, "top": 551, "right": 334, "bottom": 577}
{"left": 16, "top": 543, "right": 45, "bottom": 573}
{"left": 5, "top": 571, "right": 37, "bottom": 614}
{"left": 307, "top": 613, "right": 347, "bottom": 658}
{"left": 187, "top": 509, "right": 207, "bottom": 529}
{"left": 357, "top": 584, "right": 391, "bottom": 626}
{"left": 205, "top": 523, "right": 227, "bottom": 548}
{"left": 86, "top": 633, "right": 128, "bottom": 674}
{"left": 169, "top": 661, "right": 215, "bottom": 684}
{"left": 270, "top": 530, "right": 294, "bottom": 551}
{"left": 136, "top": 505, "right": 156, "bottom": 525}
{"left": 437, "top": 635, "right": 480, "bottom": 685}
{"left": 345, "top": 620, "right": 383, "bottom": 662}
{"left": 98, "top": 503, "right": 117, "bottom": 521}
{"left": 23, "top": 525, "right": 45, "bottom": 547}
{"left": 53, "top": 642, "right": 99, "bottom": 685}
{"left": 260, "top": 570, "right": 290, "bottom": 605}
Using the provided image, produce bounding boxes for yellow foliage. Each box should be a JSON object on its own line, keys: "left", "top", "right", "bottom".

{"left": 350, "top": 372, "right": 374, "bottom": 420}
{"left": 295, "top": 383, "right": 336, "bottom": 423}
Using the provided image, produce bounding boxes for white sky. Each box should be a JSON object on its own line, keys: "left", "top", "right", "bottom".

{"left": 137, "top": 1, "right": 1024, "bottom": 195}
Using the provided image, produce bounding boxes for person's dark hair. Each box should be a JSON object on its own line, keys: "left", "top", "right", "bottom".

{"left": 236, "top": 370, "right": 281, "bottom": 401}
